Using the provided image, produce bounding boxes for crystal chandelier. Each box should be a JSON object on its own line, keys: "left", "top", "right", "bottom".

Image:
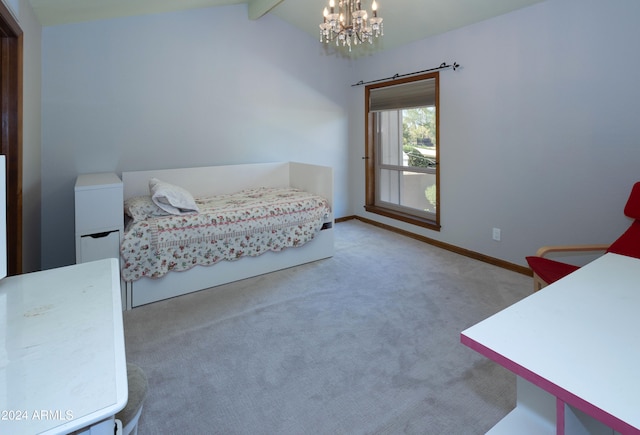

{"left": 319, "top": 0, "right": 383, "bottom": 52}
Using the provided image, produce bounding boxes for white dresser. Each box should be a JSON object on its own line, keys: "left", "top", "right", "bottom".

{"left": 74, "top": 173, "right": 124, "bottom": 264}
{"left": 0, "top": 259, "right": 127, "bottom": 434}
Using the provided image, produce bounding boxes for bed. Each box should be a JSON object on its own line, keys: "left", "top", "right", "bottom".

{"left": 120, "top": 161, "right": 334, "bottom": 309}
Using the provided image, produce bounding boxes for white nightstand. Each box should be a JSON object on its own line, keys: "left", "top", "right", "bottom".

{"left": 75, "top": 173, "right": 124, "bottom": 265}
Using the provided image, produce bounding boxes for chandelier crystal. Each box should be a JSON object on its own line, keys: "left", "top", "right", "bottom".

{"left": 319, "top": 0, "right": 383, "bottom": 52}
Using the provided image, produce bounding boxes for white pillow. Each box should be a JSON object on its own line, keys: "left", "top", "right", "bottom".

{"left": 124, "top": 196, "right": 171, "bottom": 221}
{"left": 149, "top": 178, "right": 200, "bottom": 215}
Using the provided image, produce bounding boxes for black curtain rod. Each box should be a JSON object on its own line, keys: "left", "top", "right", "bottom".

{"left": 351, "top": 62, "right": 460, "bottom": 87}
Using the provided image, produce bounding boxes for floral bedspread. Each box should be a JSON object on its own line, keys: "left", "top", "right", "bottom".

{"left": 121, "top": 187, "right": 331, "bottom": 282}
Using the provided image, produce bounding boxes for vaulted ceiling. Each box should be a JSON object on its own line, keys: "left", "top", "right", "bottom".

{"left": 29, "top": 0, "right": 546, "bottom": 52}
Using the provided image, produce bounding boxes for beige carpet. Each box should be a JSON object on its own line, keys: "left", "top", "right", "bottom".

{"left": 122, "top": 219, "right": 531, "bottom": 434}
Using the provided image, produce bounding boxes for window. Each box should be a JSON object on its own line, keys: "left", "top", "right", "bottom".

{"left": 364, "top": 72, "right": 440, "bottom": 230}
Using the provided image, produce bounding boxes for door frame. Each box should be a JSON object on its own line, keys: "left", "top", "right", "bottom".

{"left": 0, "top": 2, "right": 23, "bottom": 275}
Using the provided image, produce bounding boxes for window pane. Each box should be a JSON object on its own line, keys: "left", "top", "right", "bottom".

{"left": 379, "top": 168, "right": 399, "bottom": 204}
{"left": 401, "top": 171, "right": 436, "bottom": 213}
{"left": 377, "top": 111, "right": 402, "bottom": 166}
{"left": 402, "top": 107, "right": 436, "bottom": 169}
{"left": 378, "top": 169, "right": 437, "bottom": 215}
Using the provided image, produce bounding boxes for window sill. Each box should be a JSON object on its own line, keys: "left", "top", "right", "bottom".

{"left": 364, "top": 205, "right": 441, "bottom": 232}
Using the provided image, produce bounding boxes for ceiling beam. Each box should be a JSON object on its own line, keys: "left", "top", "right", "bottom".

{"left": 247, "top": 0, "right": 283, "bottom": 20}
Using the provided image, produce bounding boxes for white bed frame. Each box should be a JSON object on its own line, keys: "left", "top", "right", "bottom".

{"left": 121, "top": 161, "right": 334, "bottom": 309}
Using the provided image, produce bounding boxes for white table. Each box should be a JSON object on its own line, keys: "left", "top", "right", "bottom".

{"left": 461, "top": 253, "right": 640, "bottom": 435}
{"left": 0, "top": 259, "right": 127, "bottom": 435}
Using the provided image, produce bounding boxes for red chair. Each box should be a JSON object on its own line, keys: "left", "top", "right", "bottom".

{"left": 526, "top": 182, "right": 640, "bottom": 291}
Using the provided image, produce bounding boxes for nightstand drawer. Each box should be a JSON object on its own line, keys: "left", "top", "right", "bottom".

{"left": 79, "top": 230, "right": 121, "bottom": 263}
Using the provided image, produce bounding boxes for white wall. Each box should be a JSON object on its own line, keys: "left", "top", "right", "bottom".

{"left": 41, "top": 0, "right": 640, "bottom": 271}
{"left": 8, "top": 0, "right": 42, "bottom": 273}
{"left": 41, "top": 5, "right": 352, "bottom": 269}
{"left": 350, "top": 0, "right": 640, "bottom": 267}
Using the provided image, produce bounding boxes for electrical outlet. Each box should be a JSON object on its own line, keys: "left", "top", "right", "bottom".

{"left": 492, "top": 228, "right": 501, "bottom": 241}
